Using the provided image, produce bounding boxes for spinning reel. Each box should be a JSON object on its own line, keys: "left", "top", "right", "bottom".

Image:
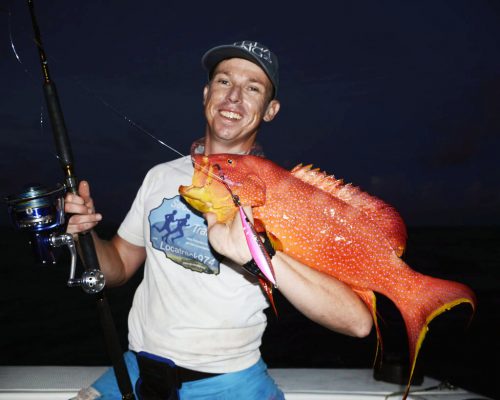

{"left": 5, "top": 183, "right": 105, "bottom": 294}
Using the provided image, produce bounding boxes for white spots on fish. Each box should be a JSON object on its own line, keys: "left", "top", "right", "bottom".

{"left": 333, "top": 235, "right": 352, "bottom": 245}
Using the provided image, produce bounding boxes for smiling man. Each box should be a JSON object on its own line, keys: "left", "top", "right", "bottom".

{"left": 66, "top": 40, "right": 372, "bottom": 400}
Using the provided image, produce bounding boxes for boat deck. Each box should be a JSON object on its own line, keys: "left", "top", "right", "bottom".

{"left": 0, "top": 366, "right": 492, "bottom": 399}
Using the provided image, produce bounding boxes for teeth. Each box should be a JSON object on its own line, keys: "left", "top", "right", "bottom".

{"left": 220, "top": 110, "right": 242, "bottom": 120}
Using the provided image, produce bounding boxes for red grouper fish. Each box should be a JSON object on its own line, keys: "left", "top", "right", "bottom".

{"left": 179, "top": 153, "right": 476, "bottom": 399}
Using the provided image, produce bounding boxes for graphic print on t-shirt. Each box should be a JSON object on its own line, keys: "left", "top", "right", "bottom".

{"left": 149, "top": 196, "right": 220, "bottom": 274}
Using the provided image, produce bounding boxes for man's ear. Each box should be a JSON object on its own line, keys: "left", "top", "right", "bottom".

{"left": 203, "top": 85, "right": 209, "bottom": 106}
{"left": 263, "top": 99, "right": 281, "bottom": 122}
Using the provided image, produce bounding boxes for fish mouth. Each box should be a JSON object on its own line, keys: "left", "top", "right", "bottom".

{"left": 179, "top": 185, "right": 236, "bottom": 222}
{"left": 179, "top": 186, "right": 216, "bottom": 213}
{"left": 179, "top": 158, "right": 237, "bottom": 222}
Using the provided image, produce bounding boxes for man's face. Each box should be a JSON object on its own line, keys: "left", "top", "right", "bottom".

{"left": 203, "top": 58, "right": 280, "bottom": 154}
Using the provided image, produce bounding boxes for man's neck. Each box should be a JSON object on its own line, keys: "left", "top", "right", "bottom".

{"left": 203, "top": 135, "right": 254, "bottom": 155}
{"left": 191, "top": 136, "right": 265, "bottom": 157}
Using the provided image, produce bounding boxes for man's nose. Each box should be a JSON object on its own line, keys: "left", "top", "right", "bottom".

{"left": 227, "top": 85, "right": 242, "bottom": 102}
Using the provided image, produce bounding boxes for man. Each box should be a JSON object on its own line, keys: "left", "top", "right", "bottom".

{"left": 67, "top": 40, "right": 372, "bottom": 399}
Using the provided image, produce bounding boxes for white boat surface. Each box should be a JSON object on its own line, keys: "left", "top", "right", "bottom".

{"left": 0, "top": 366, "right": 492, "bottom": 400}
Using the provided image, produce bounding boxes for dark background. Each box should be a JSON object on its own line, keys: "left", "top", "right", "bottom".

{"left": 1, "top": 1, "right": 499, "bottom": 399}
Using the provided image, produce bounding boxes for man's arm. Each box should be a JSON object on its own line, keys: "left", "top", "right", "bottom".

{"left": 204, "top": 207, "right": 373, "bottom": 338}
{"left": 271, "top": 252, "right": 372, "bottom": 337}
{"left": 65, "top": 181, "right": 146, "bottom": 287}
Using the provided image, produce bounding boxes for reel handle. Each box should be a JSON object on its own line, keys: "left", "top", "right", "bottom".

{"left": 50, "top": 233, "right": 105, "bottom": 294}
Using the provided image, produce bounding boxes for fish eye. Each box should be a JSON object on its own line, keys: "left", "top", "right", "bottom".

{"left": 227, "top": 159, "right": 233, "bottom": 165}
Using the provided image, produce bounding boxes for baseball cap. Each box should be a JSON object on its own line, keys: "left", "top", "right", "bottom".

{"left": 202, "top": 40, "right": 279, "bottom": 98}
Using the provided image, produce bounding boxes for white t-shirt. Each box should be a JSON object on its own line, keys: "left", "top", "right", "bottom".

{"left": 118, "top": 156, "right": 269, "bottom": 373}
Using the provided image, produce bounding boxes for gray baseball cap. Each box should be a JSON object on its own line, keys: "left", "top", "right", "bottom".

{"left": 202, "top": 40, "right": 279, "bottom": 98}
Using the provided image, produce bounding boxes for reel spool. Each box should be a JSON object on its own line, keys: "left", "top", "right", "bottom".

{"left": 5, "top": 183, "right": 65, "bottom": 264}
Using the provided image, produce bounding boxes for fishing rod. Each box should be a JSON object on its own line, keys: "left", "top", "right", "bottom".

{"left": 5, "top": 1, "right": 135, "bottom": 398}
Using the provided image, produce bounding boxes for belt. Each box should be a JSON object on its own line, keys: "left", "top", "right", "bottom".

{"left": 176, "top": 365, "right": 220, "bottom": 383}
{"left": 135, "top": 351, "right": 221, "bottom": 386}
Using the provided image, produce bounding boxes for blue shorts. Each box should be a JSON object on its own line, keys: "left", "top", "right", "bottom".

{"left": 92, "top": 351, "right": 285, "bottom": 399}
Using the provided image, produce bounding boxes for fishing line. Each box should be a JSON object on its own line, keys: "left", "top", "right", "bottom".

{"left": 4, "top": 5, "right": 183, "bottom": 162}
{"left": 8, "top": 31, "right": 225, "bottom": 187}
{"left": 5, "top": 7, "right": 28, "bottom": 74}
{"left": 7, "top": 2, "right": 277, "bottom": 293}
{"left": 66, "top": 92, "right": 234, "bottom": 188}
{"left": 68, "top": 77, "right": 185, "bottom": 159}
{"left": 3, "top": 5, "right": 60, "bottom": 163}
{"left": 5, "top": 6, "right": 244, "bottom": 196}
{"left": 8, "top": 12, "right": 22, "bottom": 63}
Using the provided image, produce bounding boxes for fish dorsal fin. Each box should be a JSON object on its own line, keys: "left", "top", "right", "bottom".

{"left": 291, "top": 164, "right": 407, "bottom": 256}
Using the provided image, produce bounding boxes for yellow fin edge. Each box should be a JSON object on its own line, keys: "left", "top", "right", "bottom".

{"left": 404, "top": 297, "right": 475, "bottom": 399}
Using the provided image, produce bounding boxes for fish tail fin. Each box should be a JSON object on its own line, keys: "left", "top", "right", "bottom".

{"left": 353, "top": 289, "right": 383, "bottom": 368}
{"left": 393, "top": 268, "right": 476, "bottom": 399}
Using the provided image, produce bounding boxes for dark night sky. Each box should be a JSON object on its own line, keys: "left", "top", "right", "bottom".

{"left": 1, "top": 0, "right": 500, "bottom": 227}
{"left": 1, "top": 4, "right": 499, "bottom": 398}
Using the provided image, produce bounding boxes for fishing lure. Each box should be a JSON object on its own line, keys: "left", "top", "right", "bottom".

{"left": 238, "top": 205, "right": 277, "bottom": 286}
{"left": 214, "top": 164, "right": 277, "bottom": 286}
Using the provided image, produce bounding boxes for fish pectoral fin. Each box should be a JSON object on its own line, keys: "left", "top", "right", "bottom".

{"left": 253, "top": 218, "right": 267, "bottom": 233}
{"left": 267, "top": 230, "right": 283, "bottom": 252}
{"left": 253, "top": 219, "right": 284, "bottom": 253}
{"left": 253, "top": 217, "right": 283, "bottom": 251}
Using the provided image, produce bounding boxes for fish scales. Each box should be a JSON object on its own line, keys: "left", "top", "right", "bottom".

{"left": 254, "top": 171, "right": 396, "bottom": 288}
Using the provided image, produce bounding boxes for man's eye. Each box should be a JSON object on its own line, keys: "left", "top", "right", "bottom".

{"left": 249, "top": 86, "right": 260, "bottom": 92}
{"left": 217, "top": 79, "right": 229, "bottom": 85}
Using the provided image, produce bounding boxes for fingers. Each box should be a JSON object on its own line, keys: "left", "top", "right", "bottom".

{"left": 78, "top": 180, "right": 93, "bottom": 203}
{"left": 64, "top": 180, "right": 102, "bottom": 235}
{"left": 204, "top": 212, "right": 229, "bottom": 255}
{"left": 65, "top": 181, "right": 94, "bottom": 213}
{"left": 66, "top": 213, "right": 102, "bottom": 235}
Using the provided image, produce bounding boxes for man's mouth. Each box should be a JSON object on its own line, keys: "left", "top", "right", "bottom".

{"left": 220, "top": 110, "right": 242, "bottom": 120}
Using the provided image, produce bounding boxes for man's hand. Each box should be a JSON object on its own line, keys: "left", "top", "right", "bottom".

{"left": 204, "top": 206, "right": 253, "bottom": 265}
{"left": 64, "top": 180, "right": 102, "bottom": 235}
